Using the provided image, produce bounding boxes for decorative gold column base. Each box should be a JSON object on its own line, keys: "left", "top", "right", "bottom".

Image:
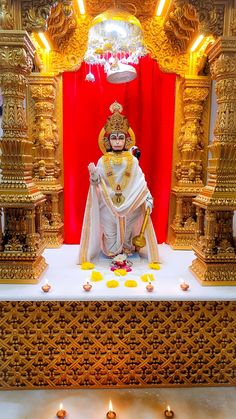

{"left": 169, "top": 225, "right": 196, "bottom": 250}
{"left": 190, "top": 257, "right": 236, "bottom": 286}
{"left": 0, "top": 256, "right": 47, "bottom": 284}
{"left": 44, "top": 224, "right": 64, "bottom": 248}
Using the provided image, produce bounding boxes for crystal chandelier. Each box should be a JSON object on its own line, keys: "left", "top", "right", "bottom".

{"left": 84, "top": 8, "right": 147, "bottom": 83}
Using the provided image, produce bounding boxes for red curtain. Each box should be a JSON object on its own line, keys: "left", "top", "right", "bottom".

{"left": 63, "top": 55, "right": 176, "bottom": 244}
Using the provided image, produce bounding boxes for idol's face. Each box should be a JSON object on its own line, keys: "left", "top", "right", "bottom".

{"left": 109, "top": 131, "right": 126, "bottom": 151}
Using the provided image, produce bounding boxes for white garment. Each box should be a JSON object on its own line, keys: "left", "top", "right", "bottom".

{"left": 78, "top": 153, "right": 159, "bottom": 263}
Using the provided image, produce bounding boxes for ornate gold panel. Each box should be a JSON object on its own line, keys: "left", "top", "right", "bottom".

{"left": 47, "top": 2, "right": 77, "bottom": 50}
{"left": 169, "top": 76, "right": 211, "bottom": 249}
{"left": 84, "top": 0, "right": 157, "bottom": 18}
{"left": 190, "top": 38, "right": 236, "bottom": 285}
{"left": 0, "top": 300, "right": 235, "bottom": 389}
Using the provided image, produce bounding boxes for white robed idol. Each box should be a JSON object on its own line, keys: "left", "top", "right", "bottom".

{"left": 77, "top": 101, "right": 159, "bottom": 264}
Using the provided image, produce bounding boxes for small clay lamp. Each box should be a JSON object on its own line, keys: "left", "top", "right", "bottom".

{"left": 56, "top": 403, "right": 67, "bottom": 418}
{"left": 146, "top": 282, "right": 154, "bottom": 292}
{"left": 41, "top": 278, "right": 51, "bottom": 293}
{"left": 164, "top": 405, "right": 174, "bottom": 418}
{"left": 83, "top": 281, "right": 92, "bottom": 292}
{"left": 106, "top": 400, "right": 117, "bottom": 419}
{"left": 179, "top": 278, "right": 189, "bottom": 291}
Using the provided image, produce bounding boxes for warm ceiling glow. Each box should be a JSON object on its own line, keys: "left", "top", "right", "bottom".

{"left": 77, "top": 0, "right": 85, "bottom": 14}
{"left": 38, "top": 32, "right": 51, "bottom": 51}
{"left": 190, "top": 34, "right": 204, "bottom": 52}
{"left": 156, "top": 0, "right": 167, "bottom": 16}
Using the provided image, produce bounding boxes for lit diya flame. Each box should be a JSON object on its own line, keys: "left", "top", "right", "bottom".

{"left": 56, "top": 402, "right": 67, "bottom": 418}
{"left": 106, "top": 400, "right": 116, "bottom": 419}
{"left": 41, "top": 278, "right": 51, "bottom": 292}
{"left": 179, "top": 278, "right": 189, "bottom": 291}
{"left": 164, "top": 405, "right": 174, "bottom": 418}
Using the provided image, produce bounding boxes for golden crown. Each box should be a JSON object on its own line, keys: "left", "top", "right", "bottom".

{"left": 104, "top": 101, "right": 130, "bottom": 134}
{"left": 98, "top": 101, "right": 135, "bottom": 154}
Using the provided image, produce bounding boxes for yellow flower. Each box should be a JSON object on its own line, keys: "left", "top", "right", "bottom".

{"left": 124, "top": 280, "right": 137, "bottom": 288}
{"left": 90, "top": 271, "right": 103, "bottom": 281}
{"left": 106, "top": 280, "right": 120, "bottom": 288}
{"left": 141, "top": 273, "right": 155, "bottom": 282}
{"left": 81, "top": 262, "right": 95, "bottom": 270}
{"left": 148, "top": 263, "right": 160, "bottom": 270}
{"left": 114, "top": 269, "right": 127, "bottom": 277}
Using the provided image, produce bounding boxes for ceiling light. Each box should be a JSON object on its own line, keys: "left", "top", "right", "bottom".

{"left": 190, "top": 34, "right": 204, "bottom": 52}
{"left": 156, "top": 0, "right": 167, "bottom": 16}
{"left": 84, "top": 8, "right": 146, "bottom": 83}
{"left": 77, "top": 0, "right": 85, "bottom": 15}
{"left": 38, "top": 33, "right": 51, "bottom": 51}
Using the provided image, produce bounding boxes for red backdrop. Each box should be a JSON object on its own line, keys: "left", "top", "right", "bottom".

{"left": 63, "top": 55, "right": 176, "bottom": 244}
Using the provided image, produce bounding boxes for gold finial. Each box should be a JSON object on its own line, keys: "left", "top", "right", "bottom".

{"left": 109, "top": 101, "right": 123, "bottom": 114}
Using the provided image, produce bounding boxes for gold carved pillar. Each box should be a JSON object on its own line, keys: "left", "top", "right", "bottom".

{"left": 190, "top": 37, "right": 236, "bottom": 285}
{"left": 30, "top": 74, "right": 63, "bottom": 247}
{"left": 169, "top": 76, "right": 210, "bottom": 249}
{"left": 0, "top": 31, "right": 47, "bottom": 283}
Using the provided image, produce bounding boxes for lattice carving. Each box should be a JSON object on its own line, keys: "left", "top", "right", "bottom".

{"left": 0, "top": 300, "right": 235, "bottom": 389}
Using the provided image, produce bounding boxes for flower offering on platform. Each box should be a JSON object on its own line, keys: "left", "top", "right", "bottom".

{"left": 90, "top": 271, "right": 103, "bottom": 281}
{"left": 141, "top": 273, "right": 155, "bottom": 282}
{"left": 110, "top": 253, "right": 132, "bottom": 272}
{"left": 106, "top": 280, "right": 120, "bottom": 288}
{"left": 124, "top": 279, "right": 137, "bottom": 287}
{"left": 81, "top": 262, "right": 95, "bottom": 270}
{"left": 114, "top": 269, "right": 127, "bottom": 276}
{"left": 148, "top": 263, "right": 160, "bottom": 270}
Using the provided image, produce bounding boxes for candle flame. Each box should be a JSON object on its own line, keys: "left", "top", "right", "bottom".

{"left": 167, "top": 405, "right": 171, "bottom": 412}
{"left": 59, "top": 403, "right": 63, "bottom": 410}
{"left": 109, "top": 400, "right": 113, "bottom": 411}
{"left": 44, "top": 278, "right": 49, "bottom": 285}
{"left": 179, "top": 278, "right": 185, "bottom": 284}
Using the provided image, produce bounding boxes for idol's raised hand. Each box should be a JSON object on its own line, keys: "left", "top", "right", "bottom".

{"left": 88, "top": 162, "right": 96, "bottom": 175}
{"left": 88, "top": 162, "right": 100, "bottom": 184}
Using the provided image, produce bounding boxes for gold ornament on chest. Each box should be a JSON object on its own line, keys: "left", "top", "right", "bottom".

{"left": 103, "top": 152, "right": 133, "bottom": 207}
{"left": 112, "top": 185, "right": 125, "bottom": 207}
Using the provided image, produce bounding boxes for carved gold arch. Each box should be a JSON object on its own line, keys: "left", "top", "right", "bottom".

{"left": 26, "top": 0, "right": 224, "bottom": 77}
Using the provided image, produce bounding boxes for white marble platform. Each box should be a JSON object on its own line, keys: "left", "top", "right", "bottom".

{"left": 1, "top": 244, "right": 236, "bottom": 301}
{"left": 1, "top": 387, "right": 236, "bottom": 419}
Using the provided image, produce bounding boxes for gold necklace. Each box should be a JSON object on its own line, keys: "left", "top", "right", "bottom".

{"left": 106, "top": 151, "right": 130, "bottom": 165}
{"left": 103, "top": 152, "right": 133, "bottom": 207}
